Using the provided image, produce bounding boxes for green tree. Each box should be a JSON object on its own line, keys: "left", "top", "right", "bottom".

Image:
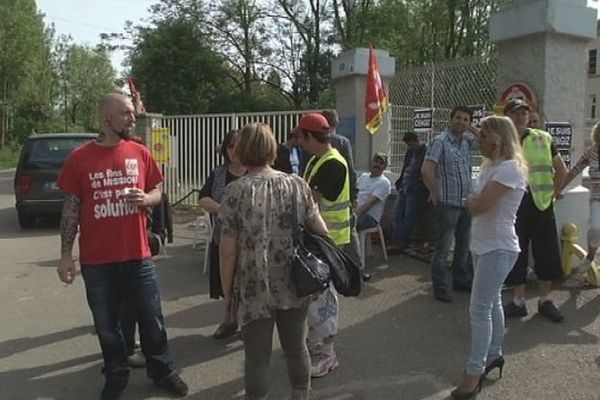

{"left": 121, "top": 0, "right": 504, "bottom": 114}
{"left": 332, "top": 0, "right": 374, "bottom": 49}
{"left": 129, "top": 18, "right": 231, "bottom": 114}
{"left": 209, "top": 0, "right": 268, "bottom": 95}
{"left": 0, "top": 0, "right": 55, "bottom": 145}
{"left": 58, "top": 43, "right": 116, "bottom": 132}
{"left": 332, "top": 0, "right": 501, "bottom": 65}
{"left": 275, "top": 0, "right": 333, "bottom": 106}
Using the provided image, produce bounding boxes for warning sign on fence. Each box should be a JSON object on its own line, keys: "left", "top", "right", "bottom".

{"left": 413, "top": 108, "right": 433, "bottom": 132}
{"left": 468, "top": 105, "right": 486, "bottom": 127}
{"left": 545, "top": 122, "right": 572, "bottom": 150}
{"left": 151, "top": 128, "right": 171, "bottom": 164}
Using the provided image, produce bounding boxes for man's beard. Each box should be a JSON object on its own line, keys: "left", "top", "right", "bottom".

{"left": 450, "top": 126, "right": 465, "bottom": 135}
{"left": 115, "top": 127, "right": 133, "bottom": 140}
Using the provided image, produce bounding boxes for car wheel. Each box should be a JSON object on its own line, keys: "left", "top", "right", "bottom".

{"left": 18, "top": 211, "right": 35, "bottom": 228}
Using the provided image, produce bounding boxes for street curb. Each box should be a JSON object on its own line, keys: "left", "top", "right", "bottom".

{"left": 0, "top": 168, "right": 15, "bottom": 173}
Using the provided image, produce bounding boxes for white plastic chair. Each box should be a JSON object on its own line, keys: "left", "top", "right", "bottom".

{"left": 191, "top": 211, "right": 213, "bottom": 274}
{"left": 358, "top": 225, "right": 388, "bottom": 269}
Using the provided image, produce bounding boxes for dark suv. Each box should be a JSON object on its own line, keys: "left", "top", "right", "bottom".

{"left": 14, "top": 133, "right": 97, "bottom": 228}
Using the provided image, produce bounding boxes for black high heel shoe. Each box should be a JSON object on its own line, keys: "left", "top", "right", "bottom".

{"left": 484, "top": 356, "right": 505, "bottom": 378}
{"left": 450, "top": 374, "right": 484, "bottom": 399}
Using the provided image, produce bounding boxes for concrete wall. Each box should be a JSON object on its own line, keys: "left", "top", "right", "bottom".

{"left": 332, "top": 48, "right": 395, "bottom": 172}
{"left": 491, "top": 0, "right": 595, "bottom": 43}
{"left": 495, "top": 33, "right": 589, "bottom": 163}
{"left": 493, "top": 0, "right": 597, "bottom": 164}
{"left": 492, "top": 0, "right": 596, "bottom": 252}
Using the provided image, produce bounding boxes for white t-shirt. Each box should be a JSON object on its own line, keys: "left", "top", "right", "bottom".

{"left": 357, "top": 173, "right": 391, "bottom": 222}
{"left": 470, "top": 160, "right": 527, "bottom": 255}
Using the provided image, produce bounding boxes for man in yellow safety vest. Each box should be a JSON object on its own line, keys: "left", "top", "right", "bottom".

{"left": 293, "top": 112, "right": 351, "bottom": 378}
{"left": 503, "top": 99, "right": 568, "bottom": 323}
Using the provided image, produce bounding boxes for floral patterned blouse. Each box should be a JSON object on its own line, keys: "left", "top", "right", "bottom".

{"left": 219, "top": 170, "right": 319, "bottom": 326}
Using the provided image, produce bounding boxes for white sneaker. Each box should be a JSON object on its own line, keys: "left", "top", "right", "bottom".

{"left": 310, "top": 351, "right": 339, "bottom": 378}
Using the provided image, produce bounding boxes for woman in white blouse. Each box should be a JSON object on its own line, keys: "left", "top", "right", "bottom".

{"left": 452, "top": 116, "right": 528, "bottom": 399}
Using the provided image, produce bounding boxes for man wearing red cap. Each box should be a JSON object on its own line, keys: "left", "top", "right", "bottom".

{"left": 293, "top": 112, "right": 351, "bottom": 378}
{"left": 503, "top": 99, "right": 568, "bottom": 323}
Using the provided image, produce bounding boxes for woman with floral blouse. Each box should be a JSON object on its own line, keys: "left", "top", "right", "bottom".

{"left": 219, "top": 122, "right": 328, "bottom": 400}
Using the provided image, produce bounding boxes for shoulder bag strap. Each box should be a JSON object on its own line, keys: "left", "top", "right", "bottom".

{"left": 291, "top": 179, "right": 302, "bottom": 246}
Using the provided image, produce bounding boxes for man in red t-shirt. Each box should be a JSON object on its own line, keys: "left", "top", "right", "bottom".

{"left": 57, "top": 93, "right": 188, "bottom": 400}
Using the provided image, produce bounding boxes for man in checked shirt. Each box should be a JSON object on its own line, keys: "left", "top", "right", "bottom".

{"left": 421, "top": 106, "right": 476, "bottom": 303}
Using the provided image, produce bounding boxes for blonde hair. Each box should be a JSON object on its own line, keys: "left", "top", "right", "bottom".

{"left": 237, "top": 122, "right": 277, "bottom": 167}
{"left": 479, "top": 115, "right": 528, "bottom": 176}
{"left": 591, "top": 122, "right": 600, "bottom": 146}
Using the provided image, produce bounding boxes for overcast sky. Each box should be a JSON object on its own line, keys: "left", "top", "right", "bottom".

{"left": 36, "top": 0, "right": 600, "bottom": 75}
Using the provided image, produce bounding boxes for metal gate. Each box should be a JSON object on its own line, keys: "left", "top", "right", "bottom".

{"left": 158, "top": 110, "right": 318, "bottom": 205}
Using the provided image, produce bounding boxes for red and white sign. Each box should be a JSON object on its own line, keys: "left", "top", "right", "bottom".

{"left": 494, "top": 82, "right": 538, "bottom": 114}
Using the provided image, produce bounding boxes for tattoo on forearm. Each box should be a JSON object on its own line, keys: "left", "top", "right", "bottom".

{"left": 60, "top": 195, "right": 80, "bottom": 256}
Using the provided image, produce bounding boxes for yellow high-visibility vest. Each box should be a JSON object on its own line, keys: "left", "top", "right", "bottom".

{"left": 304, "top": 148, "right": 351, "bottom": 245}
{"left": 522, "top": 128, "right": 555, "bottom": 210}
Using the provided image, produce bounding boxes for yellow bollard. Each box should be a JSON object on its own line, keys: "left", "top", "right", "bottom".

{"left": 561, "top": 223, "right": 587, "bottom": 276}
{"left": 561, "top": 223, "right": 600, "bottom": 287}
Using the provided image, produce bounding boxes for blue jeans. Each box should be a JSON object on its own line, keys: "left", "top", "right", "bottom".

{"left": 345, "top": 211, "right": 363, "bottom": 269}
{"left": 356, "top": 213, "right": 378, "bottom": 232}
{"left": 431, "top": 204, "right": 473, "bottom": 291}
{"left": 119, "top": 300, "right": 137, "bottom": 355}
{"left": 393, "top": 186, "right": 429, "bottom": 245}
{"left": 81, "top": 259, "right": 175, "bottom": 381}
{"left": 467, "top": 250, "right": 518, "bottom": 375}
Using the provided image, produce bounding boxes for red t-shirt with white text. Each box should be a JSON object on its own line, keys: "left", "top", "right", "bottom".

{"left": 58, "top": 140, "right": 163, "bottom": 265}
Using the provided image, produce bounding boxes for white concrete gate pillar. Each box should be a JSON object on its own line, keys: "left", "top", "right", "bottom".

{"left": 490, "top": 0, "right": 597, "bottom": 249}
{"left": 331, "top": 48, "right": 396, "bottom": 172}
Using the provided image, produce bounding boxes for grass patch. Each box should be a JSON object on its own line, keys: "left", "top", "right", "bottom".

{"left": 0, "top": 143, "right": 20, "bottom": 170}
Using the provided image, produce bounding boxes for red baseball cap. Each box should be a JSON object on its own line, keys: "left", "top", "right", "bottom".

{"left": 293, "top": 113, "right": 331, "bottom": 134}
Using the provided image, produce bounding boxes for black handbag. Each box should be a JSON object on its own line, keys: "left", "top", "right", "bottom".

{"left": 148, "top": 230, "right": 161, "bottom": 256}
{"left": 146, "top": 212, "right": 161, "bottom": 257}
{"left": 303, "top": 230, "right": 362, "bottom": 297}
{"left": 291, "top": 183, "right": 330, "bottom": 297}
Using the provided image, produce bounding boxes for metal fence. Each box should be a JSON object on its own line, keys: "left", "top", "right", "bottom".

{"left": 156, "top": 58, "right": 499, "bottom": 203}
{"left": 387, "top": 57, "right": 498, "bottom": 173}
{"left": 158, "top": 110, "right": 319, "bottom": 205}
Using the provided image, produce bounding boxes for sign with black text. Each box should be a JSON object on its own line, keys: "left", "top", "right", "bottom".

{"left": 468, "top": 105, "right": 486, "bottom": 127}
{"left": 545, "top": 122, "right": 572, "bottom": 150}
{"left": 413, "top": 108, "right": 433, "bottom": 132}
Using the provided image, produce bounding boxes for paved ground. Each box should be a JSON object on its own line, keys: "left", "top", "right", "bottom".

{"left": 1, "top": 168, "right": 600, "bottom": 399}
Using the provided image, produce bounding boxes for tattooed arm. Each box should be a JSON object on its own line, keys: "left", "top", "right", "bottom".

{"left": 57, "top": 195, "right": 80, "bottom": 284}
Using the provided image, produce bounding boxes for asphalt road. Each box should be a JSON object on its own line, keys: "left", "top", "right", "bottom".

{"left": 1, "top": 167, "right": 600, "bottom": 400}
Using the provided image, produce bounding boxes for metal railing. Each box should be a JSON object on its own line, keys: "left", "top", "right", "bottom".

{"left": 386, "top": 57, "right": 497, "bottom": 173}
{"left": 158, "top": 110, "right": 320, "bottom": 205}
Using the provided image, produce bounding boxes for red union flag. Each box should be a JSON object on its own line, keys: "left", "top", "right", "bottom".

{"left": 365, "top": 46, "right": 389, "bottom": 135}
{"left": 127, "top": 76, "right": 146, "bottom": 114}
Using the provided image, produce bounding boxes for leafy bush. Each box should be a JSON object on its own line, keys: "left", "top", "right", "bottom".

{"left": 0, "top": 142, "right": 21, "bottom": 170}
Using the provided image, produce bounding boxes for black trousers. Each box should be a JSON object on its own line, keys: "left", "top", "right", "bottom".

{"left": 505, "top": 191, "right": 563, "bottom": 286}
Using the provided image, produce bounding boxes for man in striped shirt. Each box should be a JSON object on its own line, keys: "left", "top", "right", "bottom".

{"left": 421, "top": 106, "right": 476, "bottom": 303}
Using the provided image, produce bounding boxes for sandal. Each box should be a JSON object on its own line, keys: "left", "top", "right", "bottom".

{"left": 212, "top": 321, "right": 238, "bottom": 339}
